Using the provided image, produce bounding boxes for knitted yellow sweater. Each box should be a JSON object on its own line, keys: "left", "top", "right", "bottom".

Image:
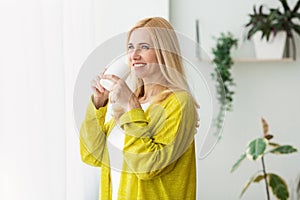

{"left": 80, "top": 91, "right": 197, "bottom": 200}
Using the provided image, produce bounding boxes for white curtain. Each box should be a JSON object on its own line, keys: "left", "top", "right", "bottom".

{"left": 0, "top": 0, "right": 99, "bottom": 199}
{"left": 0, "top": 1, "right": 66, "bottom": 200}
{"left": 0, "top": 0, "right": 168, "bottom": 200}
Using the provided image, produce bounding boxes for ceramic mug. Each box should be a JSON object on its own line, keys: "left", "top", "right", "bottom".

{"left": 100, "top": 57, "right": 130, "bottom": 91}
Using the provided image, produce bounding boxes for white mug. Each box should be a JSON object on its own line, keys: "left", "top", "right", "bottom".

{"left": 100, "top": 57, "right": 130, "bottom": 91}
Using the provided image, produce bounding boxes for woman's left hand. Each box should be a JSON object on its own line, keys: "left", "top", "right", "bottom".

{"left": 101, "top": 74, "right": 141, "bottom": 112}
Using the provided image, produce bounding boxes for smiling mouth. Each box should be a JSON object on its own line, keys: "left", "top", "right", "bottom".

{"left": 133, "top": 63, "right": 147, "bottom": 68}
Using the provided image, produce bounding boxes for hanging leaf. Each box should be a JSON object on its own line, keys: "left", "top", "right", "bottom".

{"left": 246, "top": 138, "right": 268, "bottom": 160}
{"left": 270, "top": 145, "right": 298, "bottom": 155}
{"left": 268, "top": 173, "right": 289, "bottom": 200}
{"left": 211, "top": 32, "right": 238, "bottom": 134}
{"left": 230, "top": 153, "right": 246, "bottom": 173}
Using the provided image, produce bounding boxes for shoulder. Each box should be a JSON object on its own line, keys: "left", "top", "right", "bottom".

{"left": 164, "top": 90, "right": 194, "bottom": 106}
{"left": 155, "top": 90, "right": 196, "bottom": 115}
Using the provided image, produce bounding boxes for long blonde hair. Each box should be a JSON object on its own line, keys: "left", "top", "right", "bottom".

{"left": 127, "top": 17, "right": 192, "bottom": 102}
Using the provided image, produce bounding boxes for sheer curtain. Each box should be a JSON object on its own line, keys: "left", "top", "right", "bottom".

{"left": 0, "top": 0, "right": 101, "bottom": 198}
{"left": 0, "top": 0, "right": 66, "bottom": 199}
{"left": 0, "top": 0, "right": 98, "bottom": 199}
{"left": 0, "top": 0, "right": 168, "bottom": 200}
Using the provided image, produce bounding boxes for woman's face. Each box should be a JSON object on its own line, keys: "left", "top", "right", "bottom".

{"left": 127, "top": 28, "right": 162, "bottom": 82}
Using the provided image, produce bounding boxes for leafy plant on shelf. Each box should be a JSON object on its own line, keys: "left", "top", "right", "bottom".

{"left": 245, "top": 0, "right": 300, "bottom": 60}
{"left": 231, "top": 118, "right": 298, "bottom": 200}
{"left": 212, "top": 32, "right": 238, "bottom": 133}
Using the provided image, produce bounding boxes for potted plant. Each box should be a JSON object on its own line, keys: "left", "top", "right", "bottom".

{"left": 231, "top": 118, "right": 298, "bottom": 200}
{"left": 245, "top": 0, "right": 300, "bottom": 60}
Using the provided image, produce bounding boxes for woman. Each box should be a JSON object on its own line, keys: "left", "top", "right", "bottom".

{"left": 80, "top": 17, "right": 199, "bottom": 200}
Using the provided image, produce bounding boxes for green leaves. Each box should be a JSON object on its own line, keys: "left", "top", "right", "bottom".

{"left": 212, "top": 32, "right": 238, "bottom": 112}
{"left": 246, "top": 138, "right": 268, "bottom": 160}
{"left": 230, "top": 153, "right": 246, "bottom": 173}
{"left": 231, "top": 118, "right": 298, "bottom": 200}
{"left": 239, "top": 173, "right": 290, "bottom": 200}
{"left": 231, "top": 139, "right": 298, "bottom": 172}
{"left": 268, "top": 173, "right": 289, "bottom": 200}
{"left": 270, "top": 145, "right": 298, "bottom": 154}
{"left": 230, "top": 138, "right": 267, "bottom": 173}
{"left": 245, "top": 0, "right": 300, "bottom": 41}
{"left": 211, "top": 32, "right": 238, "bottom": 136}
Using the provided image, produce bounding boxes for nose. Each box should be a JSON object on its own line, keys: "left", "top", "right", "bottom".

{"left": 130, "top": 49, "right": 141, "bottom": 60}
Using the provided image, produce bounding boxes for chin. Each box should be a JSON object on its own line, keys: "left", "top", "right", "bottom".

{"left": 134, "top": 73, "right": 146, "bottom": 79}
{"left": 133, "top": 69, "right": 147, "bottom": 78}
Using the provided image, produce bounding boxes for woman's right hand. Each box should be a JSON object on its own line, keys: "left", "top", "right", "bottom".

{"left": 91, "top": 71, "right": 109, "bottom": 109}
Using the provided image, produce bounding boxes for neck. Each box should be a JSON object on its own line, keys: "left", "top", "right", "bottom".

{"left": 139, "top": 83, "right": 168, "bottom": 103}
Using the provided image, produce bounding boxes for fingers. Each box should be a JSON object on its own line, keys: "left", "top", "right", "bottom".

{"left": 109, "top": 92, "right": 117, "bottom": 104}
{"left": 101, "top": 74, "right": 121, "bottom": 84}
{"left": 91, "top": 85, "right": 101, "bottom": 96}
{"left": 109, "top": 82, "right": 121, "bottom": 104}
{"left": 109, "top": 80, "right": 132, "bottom": 107}
{"left": 91, "top": 75, "right": 106, "bottom": 94}
{"left": 96, "top": 78, "right": 105, "bottom": 93}
{"left": 92, "top": 71, "right": 129, "bottom": 106}
{"left": 99, "top": 68, "right": 107, "bottom": 80}
{"left": 102, "top": 68, "right": 108, "bottom": 75}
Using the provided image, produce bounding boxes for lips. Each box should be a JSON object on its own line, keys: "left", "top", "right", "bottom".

{"left": 133, "top": 63, "right": 147, "bottom": 68}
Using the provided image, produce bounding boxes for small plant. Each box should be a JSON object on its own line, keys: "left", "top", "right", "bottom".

{"left": 245, "top": 0, "right": 300, "bottom": 59}
{"left": 212, "top": 32, "right": 238, "bottom": 132}
{"left": 231, "top": 118, "right": 298, "bottom": 200}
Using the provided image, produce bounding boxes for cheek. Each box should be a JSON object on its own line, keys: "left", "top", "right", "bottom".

{"left": 127, "top": 52, "right": 131, "bottom": 60}
{"left": 147, "top": 51, "right": 158, "bottom": 63}
{"left": 127, "top": 54, "right": 134, "bottom": 66}
{"left": 148, "top": 63, "right": 162, "bottom": 74}
{"left": 127, "top": 56, "right": 131, "bottom": 65}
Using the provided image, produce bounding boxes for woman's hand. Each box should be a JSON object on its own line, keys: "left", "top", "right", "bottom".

{"left": 91, "top": 72, "right": 109, "bottom": 109}
{"left": 101, "top": 74, "right": 141, "bottom": 113}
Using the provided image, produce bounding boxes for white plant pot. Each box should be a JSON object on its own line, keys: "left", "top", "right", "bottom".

{"left": 253, "top": 31, "right": 287, "bottom": 59}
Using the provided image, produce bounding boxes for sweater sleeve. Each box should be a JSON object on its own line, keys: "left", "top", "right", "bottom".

{"left": 80, "top": 97, "right": 109, "bottom": 167}
{"left": 119, "top": 92, "right": 198, "bottom": 180}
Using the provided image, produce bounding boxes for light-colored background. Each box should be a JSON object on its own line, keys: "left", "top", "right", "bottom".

{"left": 170, "top": 0, "right": 300, "bottom": 199}
{"left": 0, "top": 0, "right": 299, "bottom": 200}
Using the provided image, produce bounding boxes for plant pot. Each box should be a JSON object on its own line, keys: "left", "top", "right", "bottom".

{"left": 253, "top": 31, "right": 287, "bottom": 59}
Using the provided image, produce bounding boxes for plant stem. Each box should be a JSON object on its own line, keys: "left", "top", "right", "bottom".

{"left": 291, "top": 35, "right": 296, "bottom": 61}
{"left": 285, "top": 36, "right": 290, "bottom": 58}
{"left": 261, "top": 156, "right": 270, "bottom": 200}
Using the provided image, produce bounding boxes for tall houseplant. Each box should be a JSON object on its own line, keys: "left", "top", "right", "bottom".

{"left": 231, "top": 118, "right": 298, "bottom": 200}
{"left": 245, "top": 0, "right": 300, "bottom": 60}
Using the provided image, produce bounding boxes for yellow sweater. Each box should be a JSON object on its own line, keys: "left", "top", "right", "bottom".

{"left": 80, "top": 91, "right": 197, "bottom": 200}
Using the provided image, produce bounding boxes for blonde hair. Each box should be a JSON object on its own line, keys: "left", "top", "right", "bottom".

{"left": 127, "top": 17, "right": 191, "bottom": 102}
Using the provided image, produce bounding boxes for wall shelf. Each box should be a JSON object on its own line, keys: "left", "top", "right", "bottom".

{"left": 233, "top": 58, "right": 294, "bottom": 63}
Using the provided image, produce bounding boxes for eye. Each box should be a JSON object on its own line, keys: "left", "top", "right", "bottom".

{"left": 127, "top": 44, "right": 134, "bottom": 50}
{"left": 141, "top": 44, "right": 150, "bottom": 50}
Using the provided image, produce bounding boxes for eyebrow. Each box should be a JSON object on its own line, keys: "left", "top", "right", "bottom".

{"left": 127, "top": 42, "right": 151, "bottom": 46}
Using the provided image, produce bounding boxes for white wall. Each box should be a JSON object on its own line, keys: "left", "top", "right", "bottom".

{"left": 170, "top": 0, "right": 300, "bottom": 199}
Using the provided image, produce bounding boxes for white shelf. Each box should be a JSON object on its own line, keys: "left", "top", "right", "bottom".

{"left": 233, "top": 58, "right": 294, "bottom": 63}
